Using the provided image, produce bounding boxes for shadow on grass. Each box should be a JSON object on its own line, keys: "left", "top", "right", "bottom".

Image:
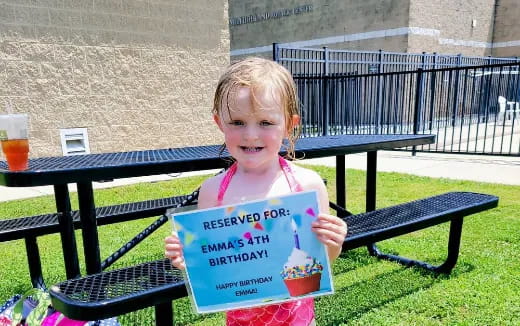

{"left": 318, "top": 259, "right": 475, "bottom": 325}
{"left": 316, "top": 268, "right": 438, "bottom": 325}
{"left": 98, "top": 243, "right": 476, "bottom": 325}
{"left": 373, "top": 247, "right": 477, "bottom": 278}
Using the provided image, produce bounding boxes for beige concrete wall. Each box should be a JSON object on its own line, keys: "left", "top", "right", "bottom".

{"left": 230, "top": 0, "right": 519, "bottom": 58}
{"left": 0, "top": 0, "right": 228, "bottom": 158}
{"left": 230, "top": 0, "right": 410, "bottom": 54}
{"left": 492, "top": 0, "right": 520, "bottom": 57}
{"left": 324, "top": 36, "right": 409, "bottom": 52}
{"left": 408, "top": 0, "right": 496, "bottom": 56}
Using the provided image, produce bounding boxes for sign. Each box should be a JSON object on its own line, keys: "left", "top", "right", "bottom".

{"left": 229, "top": 4, "right": 313, "bottom": 26}
{"left": 171, "top": 191, "right": 334, "bottom": 313}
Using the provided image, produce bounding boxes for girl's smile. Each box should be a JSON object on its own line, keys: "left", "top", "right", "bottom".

{"left": 240, "top": 146, "right": 263, "bottom": 153}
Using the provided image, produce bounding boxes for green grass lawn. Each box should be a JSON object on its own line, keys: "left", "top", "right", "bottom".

{"left": 0, "top": 166, "right": 518, "bottom": 325}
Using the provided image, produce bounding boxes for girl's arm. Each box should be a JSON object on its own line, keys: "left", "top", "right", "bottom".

{"left": 197, "top": 173, "right": 221, "bottom": 209}
{"left": 296, "top": 167, "right": 348, "bottom": 262}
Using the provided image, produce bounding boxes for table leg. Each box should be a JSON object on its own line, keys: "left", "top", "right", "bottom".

{"left": 366, "top": 151, "right": 377, "bottom": 212}
{"left": 54, "top": 184, "right": 80, "bottom": 279}
{"left": 77, "top": 182, "right": 101, "bottom": 274}
{"left": 335, "top": 155, "right": 346, "bottom": 211}
{"left": 366, "top": 151, "right": 383, "bottom": 257}
{"left": 154, "top": 302, "right": 174, "bottom": 326}
{"left": 25, "top": 236, "right": 45, "bottom": 289}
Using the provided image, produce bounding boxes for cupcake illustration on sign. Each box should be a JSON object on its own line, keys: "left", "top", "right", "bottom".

{"left": 280, "top": 218, "right": 323, "bottom": 297}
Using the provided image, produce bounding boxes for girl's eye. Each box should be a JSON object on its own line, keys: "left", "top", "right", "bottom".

{"left": 230, "top": 120, "right": 244, "bottom": 126}
{"left": 260, "top": 121, "right": 273, "bottom": 126}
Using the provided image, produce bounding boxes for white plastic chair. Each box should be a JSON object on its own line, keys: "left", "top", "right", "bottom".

{"left": 497, "top": 96, "right": 510, "bottom": 121}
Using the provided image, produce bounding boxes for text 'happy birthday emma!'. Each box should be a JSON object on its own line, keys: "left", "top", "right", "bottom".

{"left": 216, "top": 276, "right": 274, "bottom": 297}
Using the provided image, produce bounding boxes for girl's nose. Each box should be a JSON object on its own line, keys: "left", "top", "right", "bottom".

{"left": 243, "top": 125, "right": 259, "bottom": 140}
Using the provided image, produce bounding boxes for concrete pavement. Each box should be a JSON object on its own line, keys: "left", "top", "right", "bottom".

{"left": 0, "top": 151, "right": 518, "bottom": 203}
{"left": 299, "top": 151, "right": 520, "bottom": 185}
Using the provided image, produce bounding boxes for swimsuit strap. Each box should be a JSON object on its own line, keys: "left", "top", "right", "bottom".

{"left": 217, "top": 162, "right": 238, "bottom": 205}
{"left": 278, "top": 156, "right": 303, "bottom": 193}
{"left": 217, "top": 157, "right": 302, "bottom": 205}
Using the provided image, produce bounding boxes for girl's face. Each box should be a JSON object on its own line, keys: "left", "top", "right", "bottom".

{"left": 214, "top": 87, "right": 298, "bottom": 172}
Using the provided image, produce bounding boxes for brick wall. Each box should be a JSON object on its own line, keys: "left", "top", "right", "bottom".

{"left": 0, "top": 0, "right": 229, "bottom": 158}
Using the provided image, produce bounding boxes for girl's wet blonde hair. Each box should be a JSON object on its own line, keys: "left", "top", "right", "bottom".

{"left": 213, "top": 57, "right": 301, "bottom": 159}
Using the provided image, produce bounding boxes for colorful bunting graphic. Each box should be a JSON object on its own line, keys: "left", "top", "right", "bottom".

{"left": 305, "top": 207, "right": 316, "bottom": 217}
{"left": 173, "top": 221, "right": 183, "bottom": 231}
{"left": 292, "top": 214, "right": 302, "bottom": 227}
{"left": 254, "top": 222, "right": 264, "bottom": 231}
{"left": 243, "top": 232, "right": 252, "bottom": 240}
{"left": 185, "top": 232, "right": 196, "bottom": 246}
{"left": 263, "top": 218, "right": 275, "bottom": 232}
{"left": 268, "top": 198, "right": 282, "bottom": 205}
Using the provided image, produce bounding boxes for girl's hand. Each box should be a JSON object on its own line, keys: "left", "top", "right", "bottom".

{"left": 164, "top": 233, "right": 186, "bottom": 270}
{"left": 311, "top": 213, "right": 348, "bottom": 261}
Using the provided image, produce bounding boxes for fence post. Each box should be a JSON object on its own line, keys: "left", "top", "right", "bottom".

{"left": 376, "top": 49, "right": 383, "bottom": 134}
{"left": 412, "top": 68, "right": 424, "bottom": 156}
{"left": 272, "top": 43, "right": 279, "bottom": 62}
{"left": 418, "top": 51, "right": 427, "bottom": 132}
{"left": 323, "top": 46, "right": 330, "bottom": 135}
{"left": 428, "top": 52, "right": 437, "bottom": 131}
{"left": 451, "top": 53, "right": 462, "bottom": 127}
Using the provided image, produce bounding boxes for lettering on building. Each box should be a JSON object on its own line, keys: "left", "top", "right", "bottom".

{"left": 229, "top": 4, "right": 313, "bottom": 26}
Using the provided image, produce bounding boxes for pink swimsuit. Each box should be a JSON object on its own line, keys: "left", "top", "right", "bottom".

{"left": 217, "top": 156, "right": 315, "bottom": 326}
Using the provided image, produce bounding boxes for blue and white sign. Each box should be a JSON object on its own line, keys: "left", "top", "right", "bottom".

{"left": 171, "top": 191, "right": 334, "bottom": 313}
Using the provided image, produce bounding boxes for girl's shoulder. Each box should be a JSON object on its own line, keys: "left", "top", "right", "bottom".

{"left": 201, "top": 171, "right": 225, "bottom": 189}
{"left": 289, "top": 162, "right": 330, "bottom": 212}
{"left": 289, "top": 162, "right": 327, "bottom": 190}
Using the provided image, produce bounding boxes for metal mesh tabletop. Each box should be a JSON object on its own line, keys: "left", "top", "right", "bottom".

{"left": 294, "top": 134, "right": 434, "bottom": 158}
{"left": 2, "top": 145, "right": 223, "bottom": 171}
{"left": 50, "top": 259, "right": 186, "bottom": 321}
{"left": 0, "top": 134, "right": 434, "bottom": 186}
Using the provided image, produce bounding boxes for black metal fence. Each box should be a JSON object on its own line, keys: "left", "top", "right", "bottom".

{"left": 274, "top": 44, "right": 519, "bottom": 74}
{"left": 274, "top": 45, "right": 520, "bottom": 156}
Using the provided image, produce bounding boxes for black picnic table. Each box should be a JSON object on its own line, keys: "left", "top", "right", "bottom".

{"left": 0, "top": 134, "right": 435, "bottom": 281}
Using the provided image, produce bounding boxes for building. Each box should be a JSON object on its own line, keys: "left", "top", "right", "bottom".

{"left": 229, "top": 0, "right": 519, "bottom": 59}
{"left": 1, "top": 1, "right": 228, "bottom": 158}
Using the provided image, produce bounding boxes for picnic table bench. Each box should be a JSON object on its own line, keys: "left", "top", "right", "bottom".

{"left": 0, "top": 193, "right": 198, "bottom": 288}
{"left": 48, "top": 191, "right": 498, "bottom": 323}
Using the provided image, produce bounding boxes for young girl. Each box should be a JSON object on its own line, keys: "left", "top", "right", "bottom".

{"left": 165, "top": 57, "right": 347, "bottom": 326}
